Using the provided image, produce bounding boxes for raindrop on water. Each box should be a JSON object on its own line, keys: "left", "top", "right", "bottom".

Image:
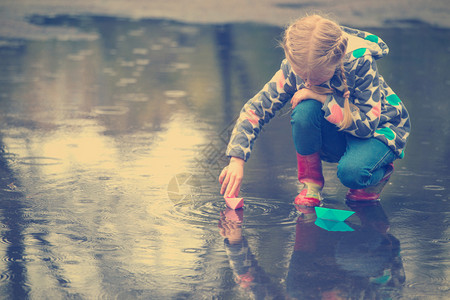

{"left": 132, "top": 48, "right": 148, "bottom": 55}
{"left": 93, "top": 106, "right": 129, "bottom": 116}
{"left": 164, "top": 90, "right": 187, "bottom": 98}
{"left": 116, "top": 78, "right": 137, "bottom": 87}
{"left": 423, "top": 185, "right": 445, "bottom": 191}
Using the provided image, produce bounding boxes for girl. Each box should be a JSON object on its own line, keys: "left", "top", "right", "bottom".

{"left": 219, "top": 14, "right": 410, "bottom": 207}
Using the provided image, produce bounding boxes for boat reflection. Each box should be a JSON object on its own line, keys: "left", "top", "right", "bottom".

{"left": 219, "top": 202, "right": 405, "bottom": 299}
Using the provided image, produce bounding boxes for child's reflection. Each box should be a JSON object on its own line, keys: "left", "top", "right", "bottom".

{"left": 219, "top": 209, "right": 280, "bottom": 298}
{"left": 218, "top": 202, "right": 405, "bottom": 299}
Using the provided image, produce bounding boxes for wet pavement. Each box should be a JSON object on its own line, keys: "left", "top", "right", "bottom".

{"left": 0, "top": 3, "right": 449, "bottom": 300}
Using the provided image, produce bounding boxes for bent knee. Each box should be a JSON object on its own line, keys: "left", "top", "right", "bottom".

{"left": 290, "top": 100, "right": 323, "bottom": 126}
{"left": 337, "top": 162, "right": 370, "bottom": 189}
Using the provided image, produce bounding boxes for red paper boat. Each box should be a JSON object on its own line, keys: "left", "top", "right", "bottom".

{"left": 224, "top": 197, "right": 244, "bottom": 210}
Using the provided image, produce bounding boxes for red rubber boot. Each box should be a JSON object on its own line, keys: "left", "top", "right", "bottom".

{"left": 346, "top": 163, "right": 394, "bottom": 201}
{"left": 294, "top": 152, "right": 324, "bottom": 207}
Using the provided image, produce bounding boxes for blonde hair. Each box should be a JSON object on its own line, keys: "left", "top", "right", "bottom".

{"left": 282, "top": 14, "right": 352, "bottom": 130}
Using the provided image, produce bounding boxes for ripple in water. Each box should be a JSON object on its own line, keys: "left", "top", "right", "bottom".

{"left": 240, "top": 197, "right": 298, "bottom": 228}
{"left": 0, "top": 272, "right": 12, "bottom": 283}
{"left": 18, "top": 156, "right": 63, "bottom": 166}
{"left": 406, "top": 273, "right": 449, "bottom": 297}
{"left": 164, "top": 196, "right": 297, "bottom": 228}
{"left": 182, "top": 248, "right": 202, "bottom": 253}
{"left": 41, "top": 253, "right": 66, "bottom": 263}
{"left": 423, "top": 185, "right": 445, "bottom": 191}
{"left": 0, "top": 255, "right": 34, "bottom": 263}
{"left": 0, "top": 236, "right": 13, "bottom": 245}
{"left": 120, "top": 93, "right": 149, "bottom": 102}
{"left": 131, "top": 146, "right": 151, "bottom": 156}
{"left": 164, "top": 90, "right": 187, "bottom": 98}
{"left": 93, "top": 106, "right": 129, "bottom": 116}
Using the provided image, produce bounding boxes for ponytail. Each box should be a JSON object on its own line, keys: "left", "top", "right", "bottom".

{"left": 337, "top": 62, "right": 353, "bottom": 130}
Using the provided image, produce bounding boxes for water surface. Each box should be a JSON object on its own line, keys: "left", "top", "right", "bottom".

{"left": 0, "top": 16, "right": 449, "bottom": 299}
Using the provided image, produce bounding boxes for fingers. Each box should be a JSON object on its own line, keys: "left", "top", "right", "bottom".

{"left": 292, "top": 98, "right": 301, "bottom": 109}
{"left": 219, "top": 167, "right": 227, "bottom": 184}
{"left": 219, "top": 218, "right": 239, "bottom": 237}
{"left": 223, "top": 176, "right": 240, "bottom": 198}
{"left": 220, "top": 172, "right": 229, "bottom": 195}
{"left": 219, "top": 166, "right": 230, "bottom": 195}
{"left": 225, "top": 173, "right": 243, "bottom": 198}
{"left": 291, "top": 89, "right": 304, "bottom": 109}
{"left": 229, "top": 181, "right": 241, "bottom": 198}
{"left": 224, "top": 175, "right": 235, "bottom": 197}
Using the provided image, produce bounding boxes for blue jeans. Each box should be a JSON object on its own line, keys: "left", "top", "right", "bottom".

{"left": 290, "top": 100, "right": 396, "bottom": 189}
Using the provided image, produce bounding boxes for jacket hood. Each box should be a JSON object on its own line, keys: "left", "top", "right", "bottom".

{"left": 341, "top": 26, "right": 389, "bottom": 60}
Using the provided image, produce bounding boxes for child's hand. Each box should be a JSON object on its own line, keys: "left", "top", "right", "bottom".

{"left": 219, "top": 157, "right": 244, "bottom": 198}
{"left": 291, "top": 88, "right": 327, "bottom": 109}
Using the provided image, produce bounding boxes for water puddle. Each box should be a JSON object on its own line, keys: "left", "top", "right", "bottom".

{"left": 0, "top": 13, "right": 448, "bottom": 300}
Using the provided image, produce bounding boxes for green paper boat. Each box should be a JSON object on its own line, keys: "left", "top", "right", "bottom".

{"left": 315, "top": 207, "right": 355, "bottom": 222}
{"left": 315, "top": 218, "right": 354, "bottom": 232}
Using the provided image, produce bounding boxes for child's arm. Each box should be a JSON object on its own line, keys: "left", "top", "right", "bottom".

{"left": 225, "top": 59, "right": 296, "bottom": 162}
{"left": 323, "top": 55, "right": 381, "bottom": 137}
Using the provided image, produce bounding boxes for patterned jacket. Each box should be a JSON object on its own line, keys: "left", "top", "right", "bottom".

{"left": 226, "top": 27, "right": 410, "bottom": 161}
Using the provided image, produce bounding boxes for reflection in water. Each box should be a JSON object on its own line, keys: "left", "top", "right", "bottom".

{"left": 219, "top": 202, "right": 405, "bottom": 299}
{"left": 0, "top": 15, "right": 448, "bottom": 298}
{"left": 0, "top": 16, "right": 216, "bottom": 299}
{"left": 0, "top": 142, "right": 28, "bottom": 299}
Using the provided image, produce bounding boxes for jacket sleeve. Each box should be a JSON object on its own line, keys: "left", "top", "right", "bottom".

{"left": 226, "top": 59, "right": 296, "bottom": 161}
{"left": 322, "top": 55, "right": 381, "bottom": 138}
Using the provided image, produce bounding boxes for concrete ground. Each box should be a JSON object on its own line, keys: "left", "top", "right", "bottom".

{"left": 0, "top": 0, "right": 449, "bottom": 40}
